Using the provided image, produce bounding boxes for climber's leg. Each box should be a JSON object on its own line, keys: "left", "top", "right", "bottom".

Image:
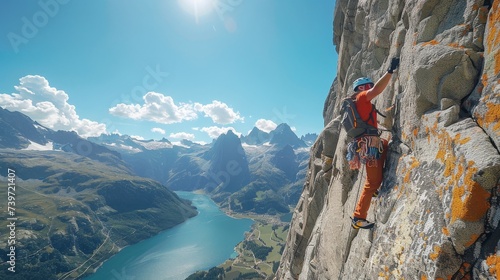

{"left": 353, "top": 139, "right": 388, "bottom": 220}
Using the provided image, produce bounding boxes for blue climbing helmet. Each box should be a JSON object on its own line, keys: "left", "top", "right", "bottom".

{"left": 352, "top": 77, "right": 374, "bottom": 92}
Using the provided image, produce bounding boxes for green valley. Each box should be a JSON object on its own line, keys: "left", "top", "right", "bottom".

{"left": 0, "top": 150, "right": 197, "bottom": 279}
{"left": 187, "top": 219, "right": 289, "bottom": 280}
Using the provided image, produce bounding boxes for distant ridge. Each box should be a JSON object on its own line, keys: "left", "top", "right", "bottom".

{"left": 0, "top": 107, "right": 197, "bottom": 279}
{"left": 89, "top": 133, "right": 173, "bottom": 152}
{"left": 203, "top": 130, "right": 251, "bottom": 193}
{"left": 269, "top": 123, "right": 307, "bottom": 148}
{"left": 241, "top": 127, "right": 270, "bottom": 145}
{"left": 0, "top": 107, "right": 123, "bottom": 166}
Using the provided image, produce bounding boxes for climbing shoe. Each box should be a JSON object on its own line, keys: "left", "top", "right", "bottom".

{"left": 372, "top": 190, "right": 379, "bottom": 198}
{"left": 351, "top": 217, "right": 374, "bottom": 229}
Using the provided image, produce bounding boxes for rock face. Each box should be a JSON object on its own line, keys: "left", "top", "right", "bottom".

{"left": 277, "top": 1, "right": 500, "bottom": 279}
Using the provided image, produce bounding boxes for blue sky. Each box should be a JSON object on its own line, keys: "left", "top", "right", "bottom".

{"left": 0, "top": 0, "right": 337, "bottom": 144}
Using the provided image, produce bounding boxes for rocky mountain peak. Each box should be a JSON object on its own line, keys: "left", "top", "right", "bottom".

{"left": 159, "top": 137, "right": 170, "bottom": 143}
{"left": 271, "top": 144, "right": 298, "bottom": 181}
{"left": 204, "top": 130, "right": 251, "bottom": 193}
{"left": 241, "top": 127, "right": 270, "bottom": 145}
{"left": 211, "top": 129, "right": 240, "bottom": 147}
{"left": 0, "top": 107, "right": 122, "bottom": 166}
{"left": 269, "top": 123, "right": 306, "bottom": 148}
{"left": 0, "top": 107, "right": 48, "bottom": 147}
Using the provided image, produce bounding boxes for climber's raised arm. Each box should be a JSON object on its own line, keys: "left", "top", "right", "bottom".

{"left": 366, "top": 57, "right": 400, "bottom": 101}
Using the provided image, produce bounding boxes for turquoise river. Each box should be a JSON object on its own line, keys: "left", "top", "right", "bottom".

{"left": 85, "top": 191, "right": 254, "bottom": 280}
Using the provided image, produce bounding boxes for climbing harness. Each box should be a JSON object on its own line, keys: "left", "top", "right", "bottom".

{"left": 346, "top": 135, "right": 384, "bottom": 170}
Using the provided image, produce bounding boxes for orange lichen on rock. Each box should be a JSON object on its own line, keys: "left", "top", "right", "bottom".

{"left": 450, "top": 161, "right": 491, "bottom": 223}
{"left": 491, "top": 41, "right": 500, "bottom": 76}
{"left": 432, "top": 120, "right": 439, "bottom": 136}
{"left": 483, "top": 0, "right": 500, "bottom": 77}
{"left": 435, "top": 132, "right": 456, "bottom": 177}
{"left": 448, "top": 42, "right": 463, "bottom": 49}
{"left": 486, "top": 254, "right": 500, "bottom": 279}
{"left": 443, "top": 150, "right": 457, "bottom": 178}
{"left": 403, "top": 157, "right": 420, "bottom": 184}
{"left": 404, "top": 170, "right": 411, "bottom": 184}
{"left": 455, "top": 135, "right": 470, "bottom": 145}
{"left": 452, "top": 158, "right": 465, "bottom": 183}
{"left": 480, "top": 73, "right": 488, "bottom": 92}
{"left": 423, "top": 40, "right": 439, "bottom": 46}
{"left": 475, "top": 99, "right": 500, "bottom": 134}
{"left": 434, "top": 129, "right": 491, "bottom": 223}
{"left": 378, "top": 266, "right": 390, "bottom": 280}
{"left": 435, "top": 131, "right": 471, "bottom": 177}
{"left": 486, "top": 102, "right": 500, "bottom": 131}
{"left": 486, "top": 0, "right": 500, "bottom": 52}
{"left": 429, "top": 245, "right": 441, "bottom": 261}
{"left": 442, "top": 227, "right": 450, "bottom": 236}
{"left": 435, "top": 132, "right": 450, "bottom": 162}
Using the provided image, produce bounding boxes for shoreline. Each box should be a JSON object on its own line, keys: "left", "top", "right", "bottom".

{"left": 84, "top": 191, "right": 290, "bottom": 279}
{"left": 182, "top": 189, "right": 289, "bottom": 225}
{"left": 81, "top": 205, "right": 198, "bottom": 279}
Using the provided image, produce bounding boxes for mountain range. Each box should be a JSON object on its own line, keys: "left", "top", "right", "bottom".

{"left": 90, "top": 123, "right": 316, "bottom": 216}
{"left": 0, "top": 106, "right": 317, "bottom": 278}
{"left": 0, "top": 107, "right": 198, "bottom": 279}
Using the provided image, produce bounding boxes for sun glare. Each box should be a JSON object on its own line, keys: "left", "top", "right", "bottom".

{"left": 178, "top": 0, "right": 215, "bottom": 22}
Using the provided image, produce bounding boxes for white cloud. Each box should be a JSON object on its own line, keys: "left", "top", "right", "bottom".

{"left": 169, "top": 132, "right": 195, "bottom": 140}
{"left": 255, "top": 119, "right": 277, "bottom": 132}
{"left": 195, "top": 100, "right": 244, "bottom": 124}
{"left": 0, "top": 75, "right": 106, "bottom": 137}
{"left": 109, "top": 92, "right": 198, "bottom": 124}
{"left": 109, "top": 94, "right": 243, "bottom": 126}
{"left": 151, "top": 127, "right": 166, "bottom": 134}
{"left": 200, "top": 126, "right": 241, "bottom": 139}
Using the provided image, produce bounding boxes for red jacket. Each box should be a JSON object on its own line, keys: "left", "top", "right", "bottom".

{"left": 355, "top": 91, "right": 377, "bottom": 128}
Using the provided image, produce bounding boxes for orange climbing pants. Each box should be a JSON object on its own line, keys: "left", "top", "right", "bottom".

{"left": 353, "top": 138, "right": 388, "bottom": 220}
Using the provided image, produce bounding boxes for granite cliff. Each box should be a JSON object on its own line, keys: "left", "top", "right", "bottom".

{"left": 277, "top": 0, "right": 500, "bottom": 279}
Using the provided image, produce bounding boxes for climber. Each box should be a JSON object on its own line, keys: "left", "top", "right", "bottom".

{"left": 350, "top": 57, "right": 400, "bottom": 229}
